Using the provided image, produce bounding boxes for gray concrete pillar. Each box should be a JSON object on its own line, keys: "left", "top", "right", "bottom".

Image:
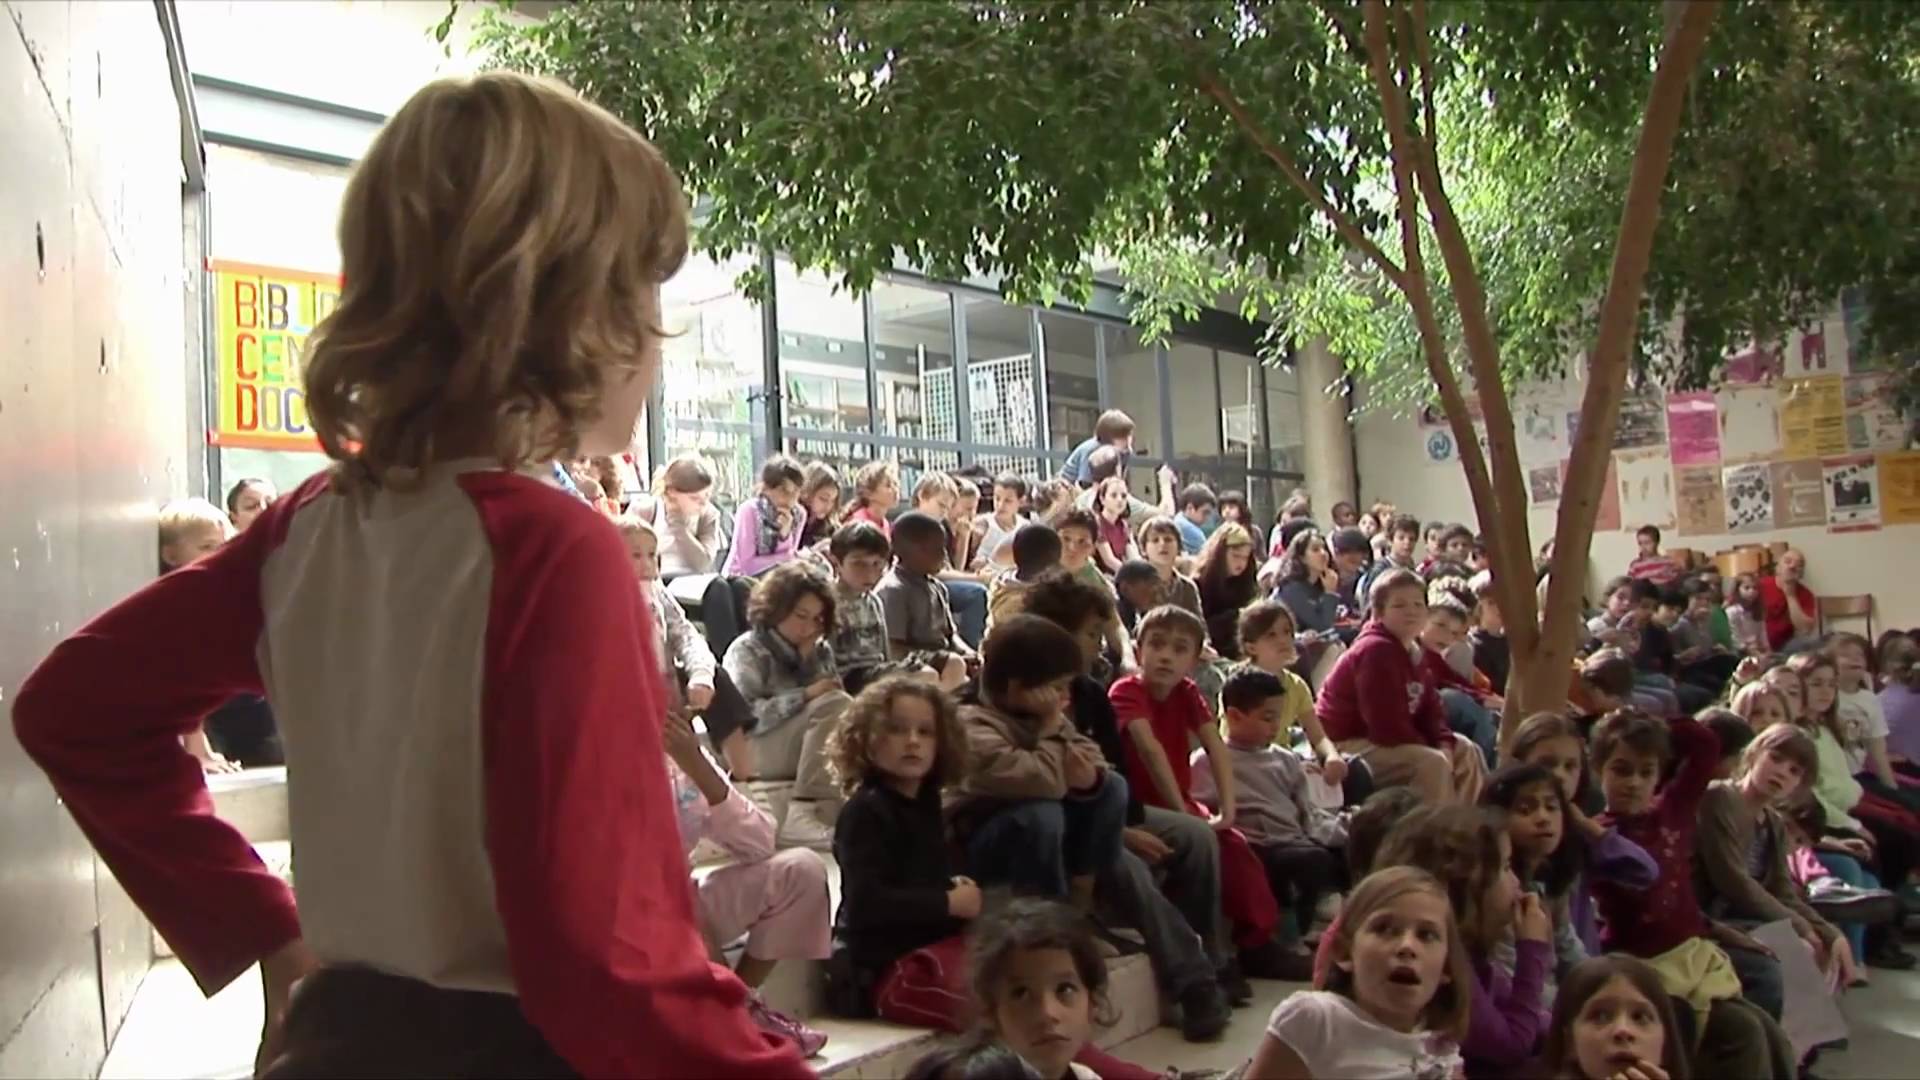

{"left": 1296, "top": 336, "right": 1357, "bottom": 520}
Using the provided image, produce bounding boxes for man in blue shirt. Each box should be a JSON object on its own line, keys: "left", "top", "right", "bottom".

{"left": 1057, "top": 409, "right": 1136, "bottom": 486}
{"left": 1173, "top": 483, "right": 1215, "bottom": 555}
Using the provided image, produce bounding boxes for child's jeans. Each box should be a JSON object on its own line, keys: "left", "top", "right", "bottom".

{"left": 1439, "top": 688, "right": 1497, "bottom": 767}
{"left": 965, "top": 777, "right": 1128, "bottom": 896}
{"left": 1816, "top": 850, "right": 1880, "bottom": 962}
{"left": 944, "top": 579, "right": 989, "bottom": 647}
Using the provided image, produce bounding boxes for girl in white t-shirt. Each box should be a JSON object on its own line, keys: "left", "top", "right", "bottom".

{"left": 1831, "top": 633, "right": 1901, "bottom": 789}
{"left": 1247, "top": 866, "right": 1470, "bottom": 1080}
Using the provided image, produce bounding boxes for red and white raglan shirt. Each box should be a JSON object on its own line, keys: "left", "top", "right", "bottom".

{"left": 13, "top": 461, "right": 811, "bottom": 1078}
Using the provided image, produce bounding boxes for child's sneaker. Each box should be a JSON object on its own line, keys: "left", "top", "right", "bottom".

{"left": 1213, "top": 957, "right": 1253, "bottom": 1006}
{"left": 1177, "top": 981, "right": 1231, "bottom": 1042}
{"left": 776, "top": 799, "right": 835, "bottom": 851}
{"left": 746, "top": 993, "right": 828, "bottom": 1057}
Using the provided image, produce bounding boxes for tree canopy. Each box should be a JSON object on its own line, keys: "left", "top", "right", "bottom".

{"left": 480, "top": 0, "right": 1920, "bottom": 716}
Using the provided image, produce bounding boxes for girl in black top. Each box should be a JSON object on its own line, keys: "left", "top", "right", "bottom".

{"left": 825, "top": 677, "right": 975, "bottom": 1018}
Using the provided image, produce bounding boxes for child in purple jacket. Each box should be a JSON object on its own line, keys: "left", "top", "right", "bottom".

{"left": 722, "top": 455, "right": 808, "bottom": 578}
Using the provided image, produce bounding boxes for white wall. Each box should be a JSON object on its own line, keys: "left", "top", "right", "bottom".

{"left": 1353, "top": 374, "right": 1920, "bottom": 630}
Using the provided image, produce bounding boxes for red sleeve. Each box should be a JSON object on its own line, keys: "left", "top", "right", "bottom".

{"left": 11, "top": 483, "right": 315, "bottom": 996}
{"left": 1108, "top": 676, "right": 1152, "bottom": 731}
{"left": 470, "top": 481, "right": 811, "bottom": 1079}
{"left": 1660, "top": 715, "right": 1720, "bottom": 823}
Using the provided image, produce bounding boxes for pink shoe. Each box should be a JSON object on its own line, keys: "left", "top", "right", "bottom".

{"left": 747, "top": 993, "right": 828, "bottom": 1057}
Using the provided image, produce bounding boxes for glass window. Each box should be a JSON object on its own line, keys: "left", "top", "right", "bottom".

{"left": 777, "top": 261, "right": 872, "bottom": 466}
{"left": 1102, "top": 324, "right": 1166, "bottom": 504}
{"left": 1218, "top": 349, "right": 1272, "bottom": 522}
{"left": 959, "top": 294, "right": 1041, "bottom": 479}
{"left": 660, "top": 250, "right": 764, "bottom": 510}
{"left": 871, "top": 279, "right": 960, "bottom": 473}
{"left": 1169, "top": 343, "right": 1222, "bottom": 459}
{"left": 1265, "top": 363, "right": 1306, "bottom": 476}
{"left": 1038, "top": 312, "right": 1100, "bottom": 461}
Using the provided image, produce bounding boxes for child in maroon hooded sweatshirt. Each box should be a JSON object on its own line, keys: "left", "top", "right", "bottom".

{"left": 1315, "top": 569, "right": 1486, "bottom": 804}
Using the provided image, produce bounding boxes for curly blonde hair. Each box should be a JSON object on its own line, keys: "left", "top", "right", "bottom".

{"left": 303, "top": 72, "right": 688, "bottom": 492}
{"left": 828, "top": 677, "right": 968, "bottom": 794}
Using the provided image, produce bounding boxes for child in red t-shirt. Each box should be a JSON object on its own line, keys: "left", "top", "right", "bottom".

{"left": 1109, "top": 606, "right": 1284, "bottom": 975}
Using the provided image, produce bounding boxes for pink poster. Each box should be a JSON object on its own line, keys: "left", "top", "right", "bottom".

{"left": 1665, "top": 391, "right": 1720, "bottom": 465}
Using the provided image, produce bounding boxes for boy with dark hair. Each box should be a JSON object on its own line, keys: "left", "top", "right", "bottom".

{"left": 829, "top": 522, "right": 964, "bottom": 695}
{"left": 1355, "top": 512, "right": 1421, "bottom": 607}
{"left": 1059, "top": 409, "right": 1137, "bottom": 486}
{"left": 1590, "top": 708, "right": 1796, "bottom": 1078}
{"left": 876, "top": 512, "right": 978, "bottom": 677}
{"left": 1577, "top": 648, "right": 1638, "bottom": 717}
{"left": 1629, "top": 524, "right": 1680, "bottom": 585}
{"left": 1315, "top": 568, "right": 1486, "bottom": 803}
{"left": 1415, "top": 583, "right": 1500, "bottom": 766}
{"left": 1174, "top": 484, "right": 1217, "bottom": 556}
{"left": 1326, "top": 527, "right": 1373, "bottom": 613}
{"left": 1664, "top": 581, "right": 1739, "bottom": 699}
{"left": 1193, "top": 667, "right": 1344, "bottom": 978}
{"left": 1019, "top": 575, "right": 1234, "bottom": 1037}
{"left": 987, "top": 522, "right": 1063, "bottom": 628}
{"left": 971, "top": 472, "right": 1030, "bottom": 571}
{"left": 1114, "top": 560, "right": 1162, "bottom": 634}
{"left": 1437, "top": 524, "right": 1475, "bottom": 567}
{"left": 950, "top": 616, "right": 1136, "bottom": 955}
{"left": 1111, "top": 606, "right": 1284, "bottom": 977}
{"left": 1415, "top": 521, "right": 1448, "bottom": 577}
{"left": 1467, "top": 570, "right": 1510, "bottom": 693}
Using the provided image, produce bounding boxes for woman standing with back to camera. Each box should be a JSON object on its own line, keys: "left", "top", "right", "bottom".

{"left": 13, "top": 73, "right": 811, "bottom": 1077}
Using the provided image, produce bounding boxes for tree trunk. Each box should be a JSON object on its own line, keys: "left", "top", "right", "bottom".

{"left": 1520, "top": 0, "right": 1723, "bottom": 729}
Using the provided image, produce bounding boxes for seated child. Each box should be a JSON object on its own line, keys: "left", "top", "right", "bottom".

{"left": 828, "top": 521, "right": 965, "bottom": 695}
{"left": 1725, "top": 572, "right": 1770, "bottom": 658}
{"left": 1249, "top": 866, "right": 1469, "bottom": 1080}
{"left": 1831, "top": 631, "right": 1910, "bottom": 802}
{"left": 721, "top": 562, "right": 853, "bottom": 850}
{"left": 1310, "top": 787, "right": 1425, "bottom": 987}
{"left": 1235, "top": 601, "right": 1364, "bottom": 803}
{"left": 825, "top": 678, "right": 977, "bottom": 1024}
{"left": 225, "top": 477, "right": 276, "bottom": 532}
{"left": 1315, "top": 569, "right": 1486, "bottom": 804}
{"left": 1053, "top": 511, "right": 1133, "bottom": 670}
{"left": 1019, "top": 573, "right": 1234, "bottom": 1037}
{"left": 1506, "top": 713, "right": 1657, "bottom": 960}
{"left": 619, "top": 515, "right": 757, "bottom": 779}
{"left": 1574, "top": 648, "right": 1641, "bottom": 724}
{"left": 1092, "top": 474, "right": 1138, "bottom": 575}
{"left": 912, "top": 472, "right": 989, "bottom": 647}
{"left": 1109, "top": 606, "right": 1283, "bottom": 976}
{"left": 1484, "top": 762, "right": 1588, "bottom": 984}
{"left": 1416, "top": 582, "right": 1501, "bottom": 767}
{"left": 951, "top": 616, "right": 1128, "bottom": 909}
{"left": 1136, "top": 516, "right": 1202, "bottom": 618}
{"left": 971, "top": 472, "right": 1030, "bottom": 572}
{"left": 1657, "top": 584, "right": 1738, "bottom": 701}
{"left": 662, "top": 712, "right": 829, "bottom": 1055}
{"left": 958, "top": 898, "right": 1165, "bottom": 1080}
{"left": 157, "top": 498, "right": 246, "bottom": 773}
{"left": 1468, "top": 569, "right": 1510, "bottom": 693}
{"left": 987, "top": 522, "right": 1063, "bottom": 628}
{"left": 846, "top": 460, "right": 902, "bottom": 536}
{"left": 1541, "top": 956, "right": 1691, "bottom": 1080}
{"left": 902, "top": 1038, "right": 1041, "bottom": 1080}
{"left": 878, "top": 512, "right": 981, "bottom": 675}
{"left": 722, "top": 455, "right": 808, "bottom": 578}
{"left": 1194, "top": 668, "right": 1343, "bottom": 977}
{"left": 1587, "top": 708, "right": 1797, "bottom": 1079}
{"left": 1113, "top": 560, "right": 1160, "bottom": 634}
{"left": 1697, "top": 722, "right": 1855, "bottom": 987}
{"left": 1378, "top": 805, "right": 1552, "bottom": 1076}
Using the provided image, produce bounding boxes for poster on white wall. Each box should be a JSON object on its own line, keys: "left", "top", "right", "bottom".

{"left": 1717, "top": 386, "right": 1782, "bottom": 463}
{"left": 1528, "top": 463, "right": 1563, "bottom": 505}
{"left": 1845, "top": 373, "right": 1909, "bottom": 452}
{"left": 1824, "top": 455, "right": 1881, "bottom": 533}
{"left": 1723, "top": 462, "right": 1774, "bottom": 534}
{"left": 1616, "top": 449, "right": 1676, "bottom": 530}
{"left": 1613, "top": 395, "right": 1668, "bottom": 450}
{"left": 1785, "top": 322, "right": 1849, "bottom": 379}
{"left": 1424, "top": 428, "right": 1458, "bottom": 465}
{"left": 1771, "top": 460, "right": 1827, "bottom": 528}
{"left": 1674, "top": 465, "right": 1728, "bottom": 536}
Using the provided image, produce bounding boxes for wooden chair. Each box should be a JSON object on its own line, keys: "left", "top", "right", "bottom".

{"left": 1818, "top": 594, "right": 1873, "bottom": 641}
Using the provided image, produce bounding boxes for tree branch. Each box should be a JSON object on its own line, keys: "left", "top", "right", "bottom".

{"left": 1392, "top": 0, "right": 1539, "bottom": 700}
{"left": 1356, "top": 0, "right": 1503, "bottom": 603}
{"left": 1193, "top": 69, "right": 1408, "bottom": 290}
{"left": 1532, "top": 0, "right": 1723, "bottom": 716}
{"left": 1310, "top": 0, "right": 1366, "bottom": 60}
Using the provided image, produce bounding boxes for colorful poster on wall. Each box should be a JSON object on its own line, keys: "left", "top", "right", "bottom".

{"left": 1673, "top": 465, "right": 1727, "bottom": 537}
{"left": 1723, "top": 341, "right": 1783, "bottom": 385}
{"left": 1560, "top": 456, "right": 1622, "bottom": 532}
{"left": 1723, "top": 462, "right": 1774, "bottom": 534}
{"left": 1785, "top": 323, "right": 1848, "bottom": 379}
{"left": 1770, "top": 460, "right": 1826, "bottom": 528}
{"left": 1613, "top": 394, "right": 1668, "bottom": 450}
{"left": 1823, "top": 455, "right": 1881, "bottom": 532}
{"left": 1528, "top": 463, "right": 1563, "bottom": 505}
{"left": 1615, "top": 449, "right": 1675, "bottom": 530}
{"left": 1665, "top": 391, "right": 1720, "bottom": 465}
{"left": 1717, "top": 386, "right": 1782, "bottom": 463}
{"left": 210, "top": 260, "right": 338, "bottom": 452}
{"left": 1881, "top": 451, "right": 1920, "bottom": 525}
{"left": 1845, "top": 373, "right": 1909, "bottom": 451}
{"left": 1777, "top": 377, "right": 1848, "bottom": 459}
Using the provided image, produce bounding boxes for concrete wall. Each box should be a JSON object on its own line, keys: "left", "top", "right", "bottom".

{"left": 0, "top": 0, "right": 195, "bottom": 1072}
{"left": 1354, "top": 373, "right": 1919, "bottom": 630}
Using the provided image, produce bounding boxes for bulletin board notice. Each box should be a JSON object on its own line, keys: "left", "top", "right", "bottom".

{"left": 209, "top": 260, "right": 340, "bottom": 452}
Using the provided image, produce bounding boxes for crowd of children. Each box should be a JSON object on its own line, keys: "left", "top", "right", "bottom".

{"left": 18, "top": 67, "right": 1919, "bottom": 1080}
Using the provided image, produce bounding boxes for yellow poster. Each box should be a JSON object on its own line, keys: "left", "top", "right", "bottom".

{"left": 1882, "top": 451, "right": 1920, "bottom": 525}
{"left": 210, "top": 260, "right": 340, "bottom": 452}
{"left": 1777, "top": 377, "right": 1847, "bottom": 459}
